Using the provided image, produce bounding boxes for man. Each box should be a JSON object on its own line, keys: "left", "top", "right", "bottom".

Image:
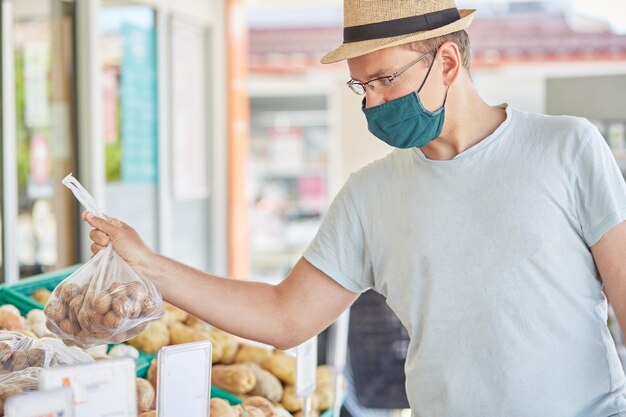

{"left": 86, "top": 0, "right": 626, "bottom": 415}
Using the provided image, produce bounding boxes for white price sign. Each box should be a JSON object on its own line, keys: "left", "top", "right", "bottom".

{"left": 296, "top": 336, "right": 317, "bottom": 398}
{"left": 157, "top": 341, "right": 212, "bottom": 417}
{"left": 5, "top": 387, "right": 74, "bottom": 417}
{"left": 39, "top": 357, "right": 136, "bottom": 417}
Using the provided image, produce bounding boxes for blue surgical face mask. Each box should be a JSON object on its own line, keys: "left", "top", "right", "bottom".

{"left": 362, "top": 59, "right": 448, "bottom": 149}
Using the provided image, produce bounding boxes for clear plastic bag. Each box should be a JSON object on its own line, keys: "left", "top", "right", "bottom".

{"left": 44, "top": 174, "right": 165, "bottom": 347}
{"left": 0, "top": 367, "right": 41, "bottom": 414}
{"left": 0, "top": 331, "right": 93, "bottom": 374}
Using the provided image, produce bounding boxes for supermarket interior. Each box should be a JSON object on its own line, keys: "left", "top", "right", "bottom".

{"left": 1, "top": 0, "right": 626, "bottom": 415}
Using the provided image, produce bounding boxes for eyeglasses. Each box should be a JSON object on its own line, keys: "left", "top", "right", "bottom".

{"left": 346, "top": 52, "right": 432, "bottom": 96}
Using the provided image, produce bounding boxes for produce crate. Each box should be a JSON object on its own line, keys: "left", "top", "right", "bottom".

{"left": 211, "top": 386, "right": 243, "bottom": 405}
{"left": 1, "top": 264, "right": 81, "bottom": 310}
{"left": 209, "top": 384, "right": 345, "bottom": 416}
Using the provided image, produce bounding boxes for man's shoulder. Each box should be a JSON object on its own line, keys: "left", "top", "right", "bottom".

{"left": 512, "top": 107, "right": 597, "bottom": 140}
{"left": 349, "top": 149, "right": 410, "bottom": 182}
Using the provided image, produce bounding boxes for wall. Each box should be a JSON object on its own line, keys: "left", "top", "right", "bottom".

{"left": 546, "top": 74, "right": 626, "bottom": 120}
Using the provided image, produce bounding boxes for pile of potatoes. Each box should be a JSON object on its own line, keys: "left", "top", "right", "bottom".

{"left": 0, "top": 331, "right": 93, "bottom": 374}
{"left": 210, "top": 354, "right": 336, "bottom": 417}
{"left": 136, "top": 304, "right": 337, "bottom": 417}
{"left": 44, "top": 280, "right": 164, "bottom": 346}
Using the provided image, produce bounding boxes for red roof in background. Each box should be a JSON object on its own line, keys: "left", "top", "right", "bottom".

{"left": 249, "top": 13, "right": 626, "bottom": 73}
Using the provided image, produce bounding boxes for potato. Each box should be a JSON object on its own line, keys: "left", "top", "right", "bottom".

{"left": 212, "top": 364, "right": 257, "bottom": 395}
{"left": 127, "top": 320, "right": 170, "bottom": 354}
{"left": 169, "top": 323, "right": 223, "bottom": 363}
{"left": 32, "top": 288, "right": 52, "bottom": 305}
{"left": 240, "top": 407, "right": 266, "bottom": 417}
{"left": 184, "top": 314, "right": 207, "bottom": 330}
{"left": 315, "top": 385, "right": 334, "bottom": 411}
{"left": 316, "top": 365, "right": 335, "bottom": 388}
{"left": 246, "top": 362, "right": 283, "bottom": 402}
{"left": 211, "top": 328, "right": 239, "bottom": 364}
{"left": 243, "top": 396, "right": 276, "bottom": 417}
{"left": 69, "top": 294, "right": 84, "bottom": 314}
{"left": 281, "top": 386, "right": 319, "bottom": 413}
{"left": 59, "top": 283, "right": 81, "bottom": 301}
{"left": 261, "top": 350, "right": 296, "bottom": 385}
{"left": 136, "top": 378, "right": 155, "bottom": 413}
{"left": 103, "top": 311, "right": 123, "bottom": 329}
{"left": 0, "top": 385, "right": 23, "bottom": 414}
{"left": 315, "top": 365, "right": 335, "bottom": 409}
{"left": 59, "top": 318, "right": 80, "bottom": 336}
{"left": 112, "top": 296, "right": 134, "bottom": 317}
{"left": 107, "top": 282, "right": 126, "bottom": 297}
{"left": 0, "top": 310, "right": 26, "bottom": 331}
{"left": 94, "top": 294, "right": 112, "bottom": 315}
{"left": 235, "top": 345, "right": 272, "bottom": 365}
{"left": 211, "top": 398, "right": 237, "bottom": 417}
{"left": 147, "top": 359, "right": 158, "bottom": 389}
{"left": 163, "top": 302, "right": 188, "bottom": 324}
{"left": 14, "top": 329, "right": 37, "bottom": 339}
{"left": 294, "top": 410, "right": 319, "bottom": 417}
{"left": 44, "top": 300, "right": 67, "bottom": 323}
{"left": 26, "top": 309, "right": 46, "bottom": 325}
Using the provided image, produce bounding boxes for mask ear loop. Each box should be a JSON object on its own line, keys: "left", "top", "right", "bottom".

{"left": 416, "top": 53, "right": 437, "bottom": 93}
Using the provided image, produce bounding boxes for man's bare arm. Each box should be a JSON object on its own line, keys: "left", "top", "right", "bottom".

{"left": 591, "top": 221, "right": 626, "bottom": 336}
{"left": 85, "top": 214, "right": 359, "bottom": 349}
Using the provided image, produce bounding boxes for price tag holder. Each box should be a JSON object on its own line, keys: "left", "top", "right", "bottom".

{"left": 296, "top": 337, "right": 317, "bottom": 417}
{"left": 39, "top": 357, "right": 136, "bottom": 417}
{"left": 157, "top": 340, "right": 212, "bottom": 417}
{"left": 5, "top": 387, "right": 75, "bottom": 417}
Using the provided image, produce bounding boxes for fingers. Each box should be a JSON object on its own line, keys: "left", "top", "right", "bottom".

{"left": 91, "top": 243, "right": 106, "bottom": 256}
{"left": 82, "top": 211, "right": 121, "bottom": 236}
{"left": 89, "top": 229, "right": 110, "bottom": 247}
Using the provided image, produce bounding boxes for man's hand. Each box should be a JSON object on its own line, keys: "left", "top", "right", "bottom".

{"left": 82, "top": 212, "right": 154, "bottom": 269}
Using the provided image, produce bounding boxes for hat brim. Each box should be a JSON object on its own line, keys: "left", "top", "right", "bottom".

{"left": 321, "top": 9, "right": 476, "bottom": 64}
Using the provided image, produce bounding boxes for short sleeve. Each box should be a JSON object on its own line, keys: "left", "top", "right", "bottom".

{"left": 574, "top": 127, "right": 626, "bottom": 246}
{"left": 303, "top": 177, "right": 374, "bottom": 293}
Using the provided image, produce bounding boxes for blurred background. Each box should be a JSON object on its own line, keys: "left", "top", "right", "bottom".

{"left": 1, "top": 0, "right": 626, "bottom": 414}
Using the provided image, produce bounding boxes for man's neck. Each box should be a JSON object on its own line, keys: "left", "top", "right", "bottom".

{"left": 420, "top": 86, "right": 507, "bottom": 161}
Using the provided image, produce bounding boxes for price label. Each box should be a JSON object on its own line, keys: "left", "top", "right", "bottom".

{"left": 5, "top": 387, "right": 74, "bottom": 417}
{"left": 39, "top": 357, "right": 136, "bottom": 417}
{"left": 157, "top": 341, "right": 212, "bottom": 417}
{"left": 296, "top": 336, "right": 317, "bottom": 398}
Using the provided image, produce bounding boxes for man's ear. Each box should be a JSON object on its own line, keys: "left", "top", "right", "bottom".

{"left": 438, "top": 41, "right": 462, "bottom": 86}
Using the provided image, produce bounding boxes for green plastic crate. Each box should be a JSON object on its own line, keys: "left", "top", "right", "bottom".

{"left": 209, "top": 384, "right": 345, "bottom": 415}
{"left": 2, "top": 264, "right": 81, "bottom": 311}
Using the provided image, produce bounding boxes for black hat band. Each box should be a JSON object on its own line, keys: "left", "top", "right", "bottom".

{"left": 343, "top": 8, "right": 461, "bottom": 43}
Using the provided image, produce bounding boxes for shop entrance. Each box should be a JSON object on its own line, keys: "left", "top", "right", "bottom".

{"left": 1, "top": 0, "right": 80, "bottom": 281}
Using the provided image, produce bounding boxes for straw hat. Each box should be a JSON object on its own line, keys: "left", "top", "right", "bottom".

{"left": 321, "top": 0, "right": 476, "bottom": 64}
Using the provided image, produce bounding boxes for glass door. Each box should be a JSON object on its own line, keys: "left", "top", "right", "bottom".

{"left": 98, "top": 3, "right": 159, "bottom": 250}
{"left": 11, "top": 0, "right": 79, "bottom": 278}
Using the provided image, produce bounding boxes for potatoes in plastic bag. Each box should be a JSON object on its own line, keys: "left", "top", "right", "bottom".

{"left": 44, "top": 254, "right": 164, "bottom": 347}
{"left": 0, "top": 367, "right": 41, "bottom": 415}
{"left": 0, "top": 331, "right": 93, "bottom": 374}
{"left": 44, "top": 174, "right": 165, "bottom": 347}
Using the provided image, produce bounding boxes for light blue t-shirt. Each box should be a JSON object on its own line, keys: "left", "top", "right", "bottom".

{"left": 304, "top": 105, "right": 626, "bottom": 416}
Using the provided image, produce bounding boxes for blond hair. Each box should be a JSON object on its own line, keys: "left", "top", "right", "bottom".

{"left": 404, "top": 30, "right": 472, "bottom": 73}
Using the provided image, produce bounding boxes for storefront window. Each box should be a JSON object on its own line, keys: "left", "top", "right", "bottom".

{"left": 12, "top": 0, "right": 78, "bottom": 278}
{"left": 98, "top": 4, "right": 159, "bottom": 251}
